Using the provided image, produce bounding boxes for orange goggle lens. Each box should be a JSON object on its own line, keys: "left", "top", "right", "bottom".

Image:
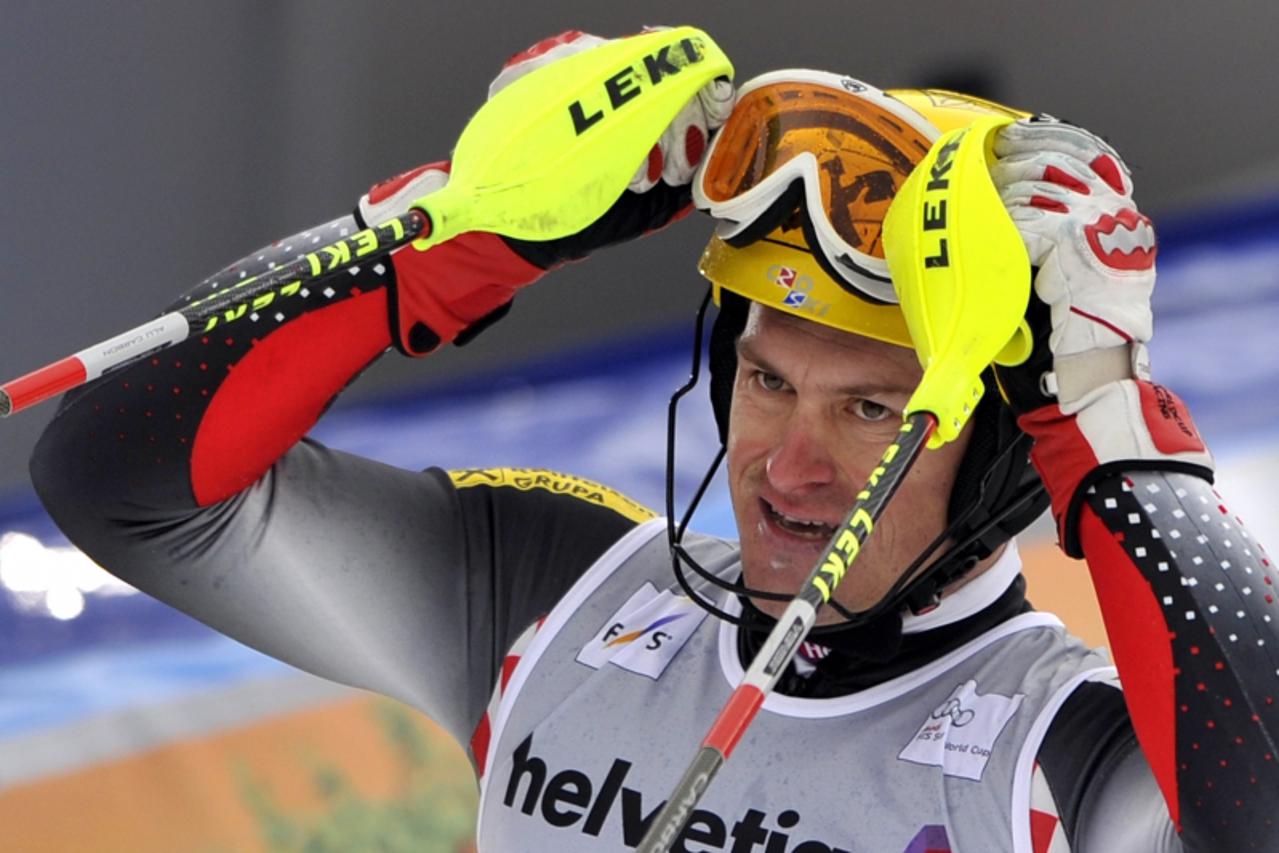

{"left": 701, "top": 82, "right": 935, "bottom": 260}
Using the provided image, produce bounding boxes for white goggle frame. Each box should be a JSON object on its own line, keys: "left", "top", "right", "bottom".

{"left": 693, "top": 69, "right": 940, "bottom": 305}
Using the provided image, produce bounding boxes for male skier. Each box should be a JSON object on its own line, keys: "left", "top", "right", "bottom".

{"left": 30, "top": 30, "right": 1279, "bottom": 851}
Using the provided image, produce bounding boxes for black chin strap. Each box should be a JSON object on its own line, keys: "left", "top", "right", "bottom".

{"left": 665, "top": 290, "right": 791, "bottom": 632}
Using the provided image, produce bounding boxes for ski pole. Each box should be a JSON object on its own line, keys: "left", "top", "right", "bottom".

{"left": 640, "top": 115, "right": 1033, "bottom": 850}
{"left": 1, "top": 26, "right": 733, "bottom": 418}
{"left": 0, "top": 212, "right": 425, "bottom": 417}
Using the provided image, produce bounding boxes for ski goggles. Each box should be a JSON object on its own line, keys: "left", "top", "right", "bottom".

{"left": 693, "top": 70, "right": 941, "bottom": 305}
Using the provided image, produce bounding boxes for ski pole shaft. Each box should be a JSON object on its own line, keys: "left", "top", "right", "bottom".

{"left": 0, "top": 211, "right": 426, "bottom": 418}
{"left": 637, "top": 411, "right": 937, "bottom": 852}
{"left": 3, "top": 28, "right": 733, "bottom": 419}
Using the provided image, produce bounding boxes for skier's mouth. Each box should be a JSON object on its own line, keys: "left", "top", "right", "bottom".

{"left": 761, "top": 499, "right": 837, "bottom": 542}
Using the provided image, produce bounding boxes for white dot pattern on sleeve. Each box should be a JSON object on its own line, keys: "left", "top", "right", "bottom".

{"left": 1087, "top": 471, "right": 1279, "bottom": 843}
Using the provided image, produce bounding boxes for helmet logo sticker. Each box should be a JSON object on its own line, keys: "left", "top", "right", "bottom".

{"left": 766, "top": 264, "right": 830, "bottom": 317}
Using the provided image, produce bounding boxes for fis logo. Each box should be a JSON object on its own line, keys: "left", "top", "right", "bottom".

{"left": 603, "top": 614, "right": 684, "bottom": 650}
{"left": 576, "top": 583, "right": 706, "bottom": 679}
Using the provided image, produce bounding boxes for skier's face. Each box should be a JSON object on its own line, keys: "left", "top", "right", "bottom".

{"left": 726, "top": 303, "right": 971, "bottom": 623}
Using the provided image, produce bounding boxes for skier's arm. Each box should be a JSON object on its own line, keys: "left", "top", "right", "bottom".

{"left": 992, "top": 119, "right": 1279, "bottom": 850}
{"left": 29, "top": 31, "right": 731, "bottom": 747}
{"left": 1025, "top": 473, "right": 1273, "bottom": 853}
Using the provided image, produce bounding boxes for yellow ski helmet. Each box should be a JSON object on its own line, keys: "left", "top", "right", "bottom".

{"left": 674, "top": 74, "right": 1047, "bottom": 621}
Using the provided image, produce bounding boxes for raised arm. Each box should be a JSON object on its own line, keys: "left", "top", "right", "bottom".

{"left": 992, "top": 118, "right": 1278, "bottom": 850}
{"left": 29, "top": 29, "right": 732, "bottom": 748}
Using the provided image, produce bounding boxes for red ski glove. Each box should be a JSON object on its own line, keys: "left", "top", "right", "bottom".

{"left": 356, "top": 29, "right": 735, "bottom": 356}
{"left": 989, "top": 118, "right": 1215, "bottom": 555}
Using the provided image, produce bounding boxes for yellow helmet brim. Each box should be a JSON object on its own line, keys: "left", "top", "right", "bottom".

{"left": 698, "top": 226, "right": 914, "bottom": 349}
